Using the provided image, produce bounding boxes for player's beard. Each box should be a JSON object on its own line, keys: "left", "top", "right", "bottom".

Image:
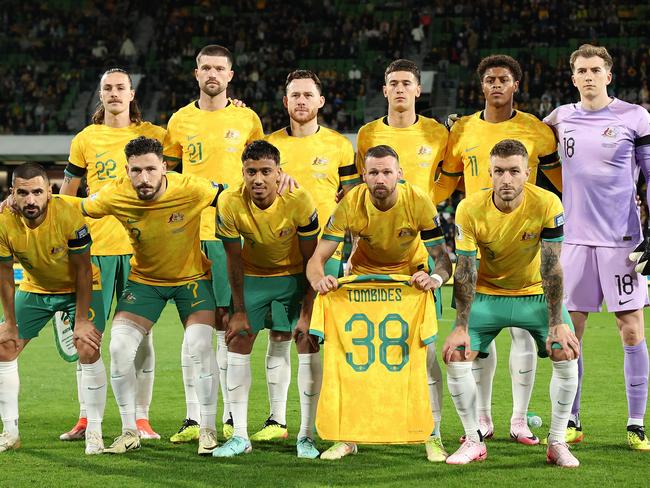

{"left": 201, "top": 80, "right": 226, "bottom": 98}
{"left": 370, "top": 182, "right": 396, "bottom": 201}
{"left": 290, "top": 106, "right": 317, "bottom": 124}
{"left": 136, "top": 180, "right": 163, "bottom": 201}
{"left": 497, "top": 185, "right": 522, "bottom": 202}
{"left": 20, "top": 204, "right": 45, "bottom": 220}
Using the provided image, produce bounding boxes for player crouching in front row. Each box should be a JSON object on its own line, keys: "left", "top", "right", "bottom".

{"left": 0, "top": 163, "right": 107, "bottom": 455}
{"left": 443, "top": 139, "right": 581, "bottom": 467}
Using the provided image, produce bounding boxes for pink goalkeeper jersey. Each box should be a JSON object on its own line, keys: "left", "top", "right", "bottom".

{"left": 544, "top": 98, "right": 650, "bottom": 247}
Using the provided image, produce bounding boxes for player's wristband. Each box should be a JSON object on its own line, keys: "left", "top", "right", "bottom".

{"left": 430, "top": 273, "right": 444, "bottom": 287}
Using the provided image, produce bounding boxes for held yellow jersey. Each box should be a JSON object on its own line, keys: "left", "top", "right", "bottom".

{"left": 435, "top": 110, "right": 560, "bottom": 203}
{"left": 163, "top": 101, "right": 264, "bottom": 241}
{"left": 356, "top": 115, "right": 448, "bottom": 195}
{"left": 80, "top": 172, "right": 224, "bottom": 286}
{"left": 322, "top": 182, "right": 445, "bottom": 275}
{"left": 454, "top": 183, "right": 564, "bottom": 295}
{"left": 310, "top": 274, "right": 436, "bottom": 443}
{"left": 216, "top": 184, "right": 320, "bottom": 276}
{"left": 265, "top": 126, "right": 360, "bottom": 222}
{"left": 67, "top": 121, "right": 166, "bottom": 256}
{"left": 0, "top": 199, "right": 101, "bottom": 294}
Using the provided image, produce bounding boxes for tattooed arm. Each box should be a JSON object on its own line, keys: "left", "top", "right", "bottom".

{"left": 453, "top": 254, "right": 477, "bottom": 331}
{"left": 541, "top": 239, "right": 580, "bottom": 358}
{"left": 443, "top": 254, "right": 477, "bottom": 363}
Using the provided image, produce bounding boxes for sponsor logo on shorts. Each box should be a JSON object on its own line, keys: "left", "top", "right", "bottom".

{"left": 122, "top": 292, "right": 136, "bottom": 304}
{"left": 521, "top": 231, "right": 538, "bottom": 241}
{"left": 554, "top": 213, "right": 565, "bottom": 226}
{"left": 168, "top": 212, "right": 184, "bottom": 223}
{"left": 76, "top": 225, "right": 89, "bottom": 239}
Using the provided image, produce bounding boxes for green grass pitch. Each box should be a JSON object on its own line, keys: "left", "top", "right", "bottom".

{"left": 2, "top": 286, "right": 648, "bottom": 487}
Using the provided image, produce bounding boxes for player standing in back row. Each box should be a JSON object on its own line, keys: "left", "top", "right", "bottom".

{"left": 544, "top": 44, "right": 650, "bottom": 450}
{"left": 60, "top": 68, "right": 165, "bottom": 441}
{"left": 355, "top": 59, "right": 449, "bottom": 461}
{"left": 163, "top": 44, "right": 264, "bottom": 443}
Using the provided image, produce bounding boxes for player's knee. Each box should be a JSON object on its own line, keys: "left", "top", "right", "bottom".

{"left": 270, "top": 330, "right": 291, "bottom": 342}
{"left": 0, "top": 342, "right": 20, "bottom": 361}
{"left": 184, "top": 324, "right": 214, "bottom": 358}
{"left": 76, "top": 341, "right": 100, "bottom": 363}
{"left": 109, "top": 319, "right": 145, "bottom": 370}
{"left": 619, "top": 323, "right": 644, "bottom": 346}
{"left": 550, "top": 348, "right": 573, "bottom": 362}
{"left": 227, "top": 333, "right": 255, "bottom": 354}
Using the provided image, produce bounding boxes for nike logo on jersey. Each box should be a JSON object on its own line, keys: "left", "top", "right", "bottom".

{"left": 619, "top": 299, "right": 633, "bottom": 306}
{"left": 95, "top": 151, "right": 109, "bottom": 158}
{"left": 465, "top": 145, "right": 479, "bottom": 152}
{"left": 191, "top": 300, "right": 206, "bottom": 307}
{"left": 187, "top": 135, "right": 198, "bottom": 141}
{"left": 564, "top": 129, "right": 576, "bottom": 134}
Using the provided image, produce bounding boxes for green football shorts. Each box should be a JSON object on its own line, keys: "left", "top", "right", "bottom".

{"left": 92, "top": 254, "right": 131, "bottom": 321}
{"left": 116, "top": 279, "right": 215, "bottom": 324}
{"left": 427, "top": 255, "right": 443, "bottom": 320}
{"left": 242, "top": 274, "right": 305, "bottom": 334}
{"left": 458, "top": 293, "right": 574, "bottom": 358}
{"left": 202, "top": 240, "right": 232, "bottom": 308}
{"left": 14, "top": 289, "right": 105, "bottom": 339}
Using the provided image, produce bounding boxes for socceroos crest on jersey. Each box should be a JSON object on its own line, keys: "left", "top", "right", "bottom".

{"left": 310, "top": 275, "right": 437, "bottom": 443}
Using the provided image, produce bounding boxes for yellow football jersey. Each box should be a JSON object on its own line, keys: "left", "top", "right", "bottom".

{"left": 356, "top": 115, "right": 448, "bottom": 195}
{"left": 310, "top": 274, "right": 436, "bottom": 443}
{"left": 68, "top": 121, "right": 166, "bottom": 256}
{"left": 163, "top": 101, "right": 264, "bottom": 241}
{"left": 434, "top": 110, "right": 561, "bottom": 203}
{"left": 80, "top": 172, "right": 223, "bottom": 286}
{"left": 323, "top": 182, "right": 445, "bottom": 275}
{"left": 216, "top": 184, "right": 320, "bottom": 276}
{"left": 265, "top": 126, "right": 360, "bottom": 222}
{"left": 454, "top": 183, "right": 565, "bottom": 295}
{"left": 0, "top": 199, "right": 101, "bottom": 294}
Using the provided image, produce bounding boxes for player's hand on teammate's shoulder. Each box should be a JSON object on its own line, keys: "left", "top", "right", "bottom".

{"left": 229, "top": 98, "right": 247, "bottom": 108}
{"left": 277, "top": 172, "right": 299, "bottom": 195}
{"left": 546, "top": 323, "right": 580, "bottom": 360}
{"left": 72, "top": 318, "right": 102, "bottom": 351}
{"left": 442, "top": 326, "right": 471, "bottom": 363}
{"left": 445, "top": 113, "right": 461, "bottom": 130}
{"left": 226, "top": 311, "right": 252, "bottom": 343}
{"left": 0, "top": 194, "right": 18, "bottom": 214}
{"left": 409, "top": 270, "right": 440, "bottom": 291}
{"left": 0, "top": 321, "right": 20, "bottom": 351}
{"left": 311, "top": 275, "right": 338, "bottom": 295}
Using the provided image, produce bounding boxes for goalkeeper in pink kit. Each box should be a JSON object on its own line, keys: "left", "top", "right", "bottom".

{"left": 544, "top": 44, "right": 650, "bottom": 450}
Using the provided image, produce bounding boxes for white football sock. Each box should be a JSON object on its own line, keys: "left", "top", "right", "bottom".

{"left": 135, "top": 330, "right": 155, "bottom": 420}
{"left": 0, "top": 359, "right": 19, "bottom": 436}
{"left": 447, "top": 361, "right": 480, "bottom": 443}
{"left": 80, "top": 358, "right": 107, "bottom": 435}
{"left": 185, "top": 324, "right": 217, "bottom": 431}
{"left": 426, "top": 343, "right": 443, "bottom": 437}
{"left": 549, "top": 359, "right": 578, "bottom": 444}
{"left": 266, "top": 339, "right": 291, "bottom": 425}
{"left": 181, "top": 335, "right": 200, "bottom": 421}
{"left": 297, "top": 352, "right": 322, "bottom": 439}
{"left": 473, "top": 341, "right": 497, "bottom": 419}
{"left": 228, "top": 352, "right": 252, "bottom": 439}
{"left": 215, "top": 330, "right": 230, "bottom": 423}
{"left": 509, "top": 327, "right": 537, "bottom": 420}
{"left": 75, "top": 360, "right": 86, "bottom": 419}
{"left": 109, "top": 320, "right": 144, "bottom": 432}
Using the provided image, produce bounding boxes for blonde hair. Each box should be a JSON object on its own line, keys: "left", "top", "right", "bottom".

{"left": 569, "top": 44, "right": 613, "bottom": 72}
